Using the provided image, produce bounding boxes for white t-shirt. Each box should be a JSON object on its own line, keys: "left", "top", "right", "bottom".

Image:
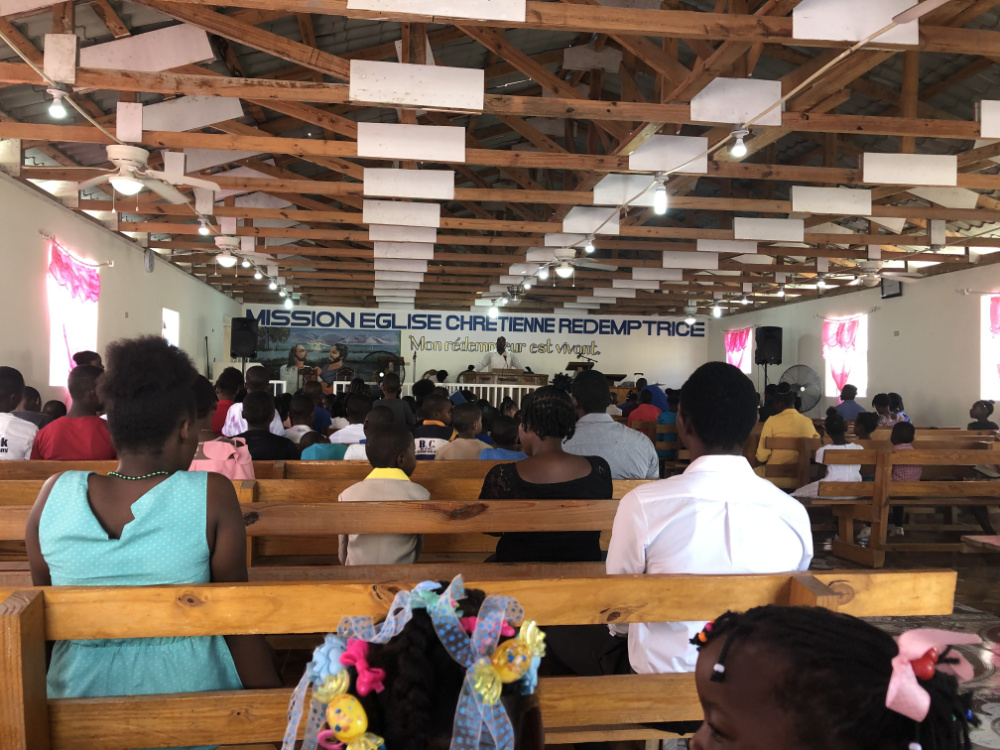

{"left": 221, "top": 401, "right": 286, "bottom": 437}
{"left": 343, "top": 443, "right": 368, "bottom": 461}
{"left": 284, "top": 424, "right": 316, "bottom": 445}
{"left": 606, "top": 454, "right": 813, "bottom": 674}
{"left": 476, "top": 350, "right": 524, "bottom": 372}
{"left": 0, "top": 412, "right": 37, "bottom": 460}
{"left": 815, "top": 443, "right": 864, "bottom": 482}
{"left": 330, "top": 423, "right": 366, "bottom": 444}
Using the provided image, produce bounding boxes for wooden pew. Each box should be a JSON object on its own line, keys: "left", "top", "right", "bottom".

{"left": 760, "top": 437, "right": 823, "bottom": 488}
{"left": 284, "top": 460, "right": 502, "bottom": 479}
{"left": 0, "top": 460, "right": 285, "bottom": 480}
{"left": 0, "top": 569, "right": 958, "bottom": 749}
{"left": 818, "top": 449, "right": 1000, "bottom": 566}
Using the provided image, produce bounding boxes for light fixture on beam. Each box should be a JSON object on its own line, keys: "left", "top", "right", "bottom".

{"left": 555, "top": 262, "right": 574, "bottom": 279}
{"left": 279, "top": 288, "right": 287, "bottom": 298}
{"left": 730, "top": 126, "right": 750, "bottom": 158}
{"left": 47, "top": 86, "right": 68, "bottom": 120}
{"left": 712, "top": 305, "right": 722, "bottom": 318}
{"left": 284, "top": 296, "right": 293, "bottom": 309}
{"left": 777, "top": 285, "right": 786, "bottom": 298}
{"left": 817, "top": 275, "right": 829, "bottom": 289}
{"left": 537, "top": 266, "right": 550, "bottom": 281}
{"left": 584, "top": 236, "right": 595, "bottom": 254}
{"left": 741, "top": 295, "right": 750, "bottom": 306}
{"left": 268, "top": 280, "right": 278, "bottom": 291}
{"left": 488, "top": 304, "right": 499, "bottom": 319}
{"left": 523, "top": 279, "right": 532, "bottom": 290}
{"left": 198, "top": 218, "right": 211, "bottom": 236}
{"left": 253, "top": 269, "right": 262, "bottom": 280}
{"left": 653, "top": 173, "right": 668, "bottom": 215}
{"left": 241, "top": 258, "right": 251, "bottom": 269}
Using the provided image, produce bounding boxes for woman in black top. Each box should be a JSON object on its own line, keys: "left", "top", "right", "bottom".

{"left": 479, "top": 386, "right": 612, "bottom": 562}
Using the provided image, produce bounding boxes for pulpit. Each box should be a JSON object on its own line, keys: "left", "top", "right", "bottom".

{"left": 461, "top": 370, "right": 549, "bottom": 404}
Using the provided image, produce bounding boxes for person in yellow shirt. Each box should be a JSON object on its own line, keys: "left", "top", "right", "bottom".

{"left": 754, "top": 383, "right": 820, "bottom": 488}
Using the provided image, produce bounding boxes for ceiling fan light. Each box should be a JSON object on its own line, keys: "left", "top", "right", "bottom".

{"left": 537, "top": 266, "right": 550, "bottom": 281}
{"left": 216, "top": 251, "right": 238, "bottom": 268}
{"left": 555, "top": 262, "right": 574, "bottom": 279}
{"left": 109, "top": 175, "right": 144, "bottom": 196}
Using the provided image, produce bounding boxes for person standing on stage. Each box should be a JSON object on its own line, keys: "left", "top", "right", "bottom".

{"left": 476, "top": 336, "right": 526, "bottom": 372}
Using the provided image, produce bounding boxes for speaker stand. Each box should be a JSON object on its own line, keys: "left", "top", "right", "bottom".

{"left": 763, "top": 363, "right": 769, "bottom": 389}
{"left": 241, "top": 357, "right": 246, "bottom": 376}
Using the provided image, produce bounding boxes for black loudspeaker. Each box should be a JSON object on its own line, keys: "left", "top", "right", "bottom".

{"left": 230, "top": 318, "right": 258, "bottom": 359}
{"left": 755, "top": 326, "right": 783, "bottom": 366}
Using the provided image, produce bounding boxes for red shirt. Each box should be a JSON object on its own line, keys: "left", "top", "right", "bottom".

{"left": 31, "top": 416, "right": 117, "bottom": 460}
{"left": 627, "top": 403, "right": 662, "bottom": 427}
{"left": 212, "top": 400, "right": 235, "bottom": 436}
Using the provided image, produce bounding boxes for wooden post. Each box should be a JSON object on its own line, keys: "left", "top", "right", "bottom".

{"left": 0, "top": 590, "right": 50, "bottom": 750}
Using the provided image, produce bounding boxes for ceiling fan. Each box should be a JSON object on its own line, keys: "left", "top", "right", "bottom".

{"left": 836, "top": 260, "right": 926, "bottom": 288}
{"left": 526, "top": 246, "right": 619, "bottom": 280}
{"left": 479, "top": 284, "right": 544, "bottom": 305}
{"left": 74, "top": 145, "right": 220, "bottom": 204}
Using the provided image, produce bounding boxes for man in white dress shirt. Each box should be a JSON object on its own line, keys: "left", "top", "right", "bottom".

{"left": 476, "top": 336, "right": 525, "bottom": 372}
{"left": 547, "top": 362, "right": 812, "bottom": 685}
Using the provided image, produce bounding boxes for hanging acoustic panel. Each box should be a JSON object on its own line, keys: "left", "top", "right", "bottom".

{"left": 79, "top": 24, "right": 214, "bottom": 73}
{"left": 373, "top": 259, "right": 428, "bottom": 273}
{"left": 526, "top": 248, "right": 559, "bottom": 263}
{"left": 793, "top": 0, "right": 919, "bottom": 45}
{"left": 697, "top": 239, "right": 758, "bottom": 254}
{"left": 690, "top": 78, "right": 783, "bottom": 127}
{"left": 592, "top": 174, "right": 656, "bottom": 207}
{"left": 593, "top": 287, "right": 636, "bottom": 298}
{"left": 733, "top": 218, "right": 804, "bottom": 243}
{"left": 908, "top": 187, "right": 980, "bottom": 210}
{"left": 628, "top": 135, "right": 709, "bottom": 173}
{"left": 347, "top": 0, "right": 526, "bottom": 22}
{"left": 374, "top": 281, "right": 422, "bottom": 290}
{"left": 562, "top": 43, "right": 622, "bottom": 73}
{"left": 373, "top": 242, "right": 435, "bottom": 260}
{"left": 350, "top": 60, "right": 485, "bottom": 112}
{"left": 863, "top": 153, "right": 957, "bottom": 187}
{"left": 363, "top": 168, "right": 455, "bottom": 200}
{"left": 43, "top": 34, "right": 77, "bottom": 84}
{"left": 566, "top": 301, "right": 603, "bottom": 309}
{"left": 544, "top": 233, "right": 588, "bottom": 247}
{"left": 791, "top": 186, "right": 872, "bottom": 215}
{"left": 633, "top": 268, "right": 684, "bottom": 281}
{"left": 141, "top": 96, "right": 246, "bottom": 133}
{"left": 612, "top": 278, "right": 660, "bottom": 290}
{"left": 369, "top": 224, "right": 438, "bottom": 243}
{"left": 979, "top": 100, "right": 1000, "bottom": 139}
{"left": 363, "top": 199, "right": 441, "bottom": 228}
{"left": 375, "top": 271, "right": 425, "bottom": 282}
{"left": 662, "top": 251, "right": 718, "bottom": 270}
{"left": 357, "top": 122, "right": 466, "bottom": 163}
{"left": 562, "top": 206, "right": 620, "bottom": 235}
{"left": 185, "top": 148, "right": 261, "bottom": 172}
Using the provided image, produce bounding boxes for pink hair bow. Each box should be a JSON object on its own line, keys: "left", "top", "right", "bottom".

{"left": 886, "top": 629, "right": 979, "bottom": 722}
{"left": 460, "top": 616, "right": 515, "bottom": 637}
{"left": 340, "top": 638, "right": 386, "bottom": 696}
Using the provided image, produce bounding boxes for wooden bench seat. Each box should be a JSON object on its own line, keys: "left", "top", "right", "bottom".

{"left": 0, "top": 569, "right": 958, "bottom": 749}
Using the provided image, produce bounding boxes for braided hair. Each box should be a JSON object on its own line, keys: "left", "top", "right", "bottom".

{"left": 519, "top": 385, "right": 577, "bottom": 441}
{"left": 825, "top": 407, "right": 848, "bottom": 442}
{"left": 358, "top": 587, "right": 542, "bottom": 750}
{"left": 690, "top": 606, "right": 977, "bottom": 750}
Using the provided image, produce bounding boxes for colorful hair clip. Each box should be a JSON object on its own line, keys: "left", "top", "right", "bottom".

{"left": 461, "top": 616, "right": 516, "bottom": 638}
{"left": 341, "top": 639, "right": 386, "bottom": 696}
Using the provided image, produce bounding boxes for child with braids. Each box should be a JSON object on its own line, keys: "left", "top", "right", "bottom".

{"left": 284, "top": 576, "right": 545, "bottom": 750}
{"left": 793, "top": 408, "right": 863, "bottom": 500}
{"left": 478, "top": 386, "right": 612, "bottom": 562}
{"left": 689, "top": 606, "right": 979, "bottom": 750}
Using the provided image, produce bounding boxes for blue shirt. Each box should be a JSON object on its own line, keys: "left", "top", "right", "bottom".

{"left": 479, "top": 447, "right": 527, "bottom": 461}
{"left": 301, "top": 443, "right": 348, "bottom": 460}
{"left": 313, "top": 407, "right": 332, "bottom": 433}
{"left": 643, "top": 386, "right": 669, "bottom": 412}
{"left": 656, "top": 410, "right": 678, "bottom": 459}
{"left": 835, "top": 400, "right": 866, "bottom": 421}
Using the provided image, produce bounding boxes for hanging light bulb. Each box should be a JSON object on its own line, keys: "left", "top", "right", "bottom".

{"left": 47, "top": 87, "right": 67, "bottom": 119}
{"left": 712, "top": 305, "right": 722, "bottom": 318}
{"left": 817, "top": 275, "right": 828, "bottom": 289}
{"left": 279, "top": 288, "right": 287, "bottom": 298}
{"left": 537, "top": 266, "right": 550, "bottom": 281}
{"left": 216, "top": 251, "right": 238, "bottom": 268}
{"left": 684, "top": 314, "right": 696, "bottom": 325}
{"left": 741, "top": 295, "right": 750, "bottom": 306}
{"left": 488, "top": 304, "right": 499, "bottom": 319}
{"left": 555, "top": 262, "right": 574, "bottom": 279}
{"left": 198, "top": 218, "right": 211, "bottom": 236}
{"left": 268, "top": 280, "right": 278, "bottom": 291}
{"left": 653, "top": 173, "right": 668, "bottom": 215}
{"left": 284, "top": 296, "right": 293, "bottom": 309}
{"left": 523, "top": 279, "right": 532, "bottom": 290}
{"left": 240, "top": 258, "right": 251, "bottom": 268}
{"left": 777, "top": 285, "right": 786, "bottom": 297}
{"left": 109, "top": 174, "right": 144, "bottom": 196}
{"left": 730, "top": 126, "right": 750, "bottom": 158}
{"left": 253, "top": 269, "right": 262, "bottom": 280}
{"left": 584, "top": 236, "right": 595, "bottom": 254}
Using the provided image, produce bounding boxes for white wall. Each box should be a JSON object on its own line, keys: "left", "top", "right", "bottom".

{"left": 0, "top": 173, "right": 243, "bottom": 401}
{"left": 707, "top": 262, "right": 1000, "bottom": 427}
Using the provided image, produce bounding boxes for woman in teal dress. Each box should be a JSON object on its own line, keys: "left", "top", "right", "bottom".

{"left": 25, "top": 336, "right": 280, "bottom": 747}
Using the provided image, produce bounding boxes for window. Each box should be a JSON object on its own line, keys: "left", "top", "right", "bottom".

{"left": 162, "top": 308, "right": 180, "bottom": 347}
{"left": 724, "top": 327, "right": 753, "bottom": 374}
{"left": 47, "top": 241, "right": 100, "bottom": 387}
{"left": 980, "top": 296, "right": 1000, "bottom": 399}
{"left": 822, "top": 314, "right": 868, "bottom": 398}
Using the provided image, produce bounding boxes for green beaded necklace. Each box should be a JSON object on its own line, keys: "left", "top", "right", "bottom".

{"left": 107, "top": 471, "right": 172, "bottom": 481}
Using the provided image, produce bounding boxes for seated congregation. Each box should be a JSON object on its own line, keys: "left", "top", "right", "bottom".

{"left": 0, "top": 336, "right": 991, "bottom": 750}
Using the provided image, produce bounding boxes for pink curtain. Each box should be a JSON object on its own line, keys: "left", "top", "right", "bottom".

{"left": 822, "top": 317, "right": 861, "bottom": 392}
{"left": 47, "top": 241, "right": 100, "bottom": 387}
{"left": 724, "top": 328, "right": 752, "bottom": 371}
{"left": 991, "top": 297, "right": 1000, "bottom": 378}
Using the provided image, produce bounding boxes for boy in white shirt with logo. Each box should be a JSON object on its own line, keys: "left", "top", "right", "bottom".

{"left": 0, "top": 367, "right": 38, "bottom": 460}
